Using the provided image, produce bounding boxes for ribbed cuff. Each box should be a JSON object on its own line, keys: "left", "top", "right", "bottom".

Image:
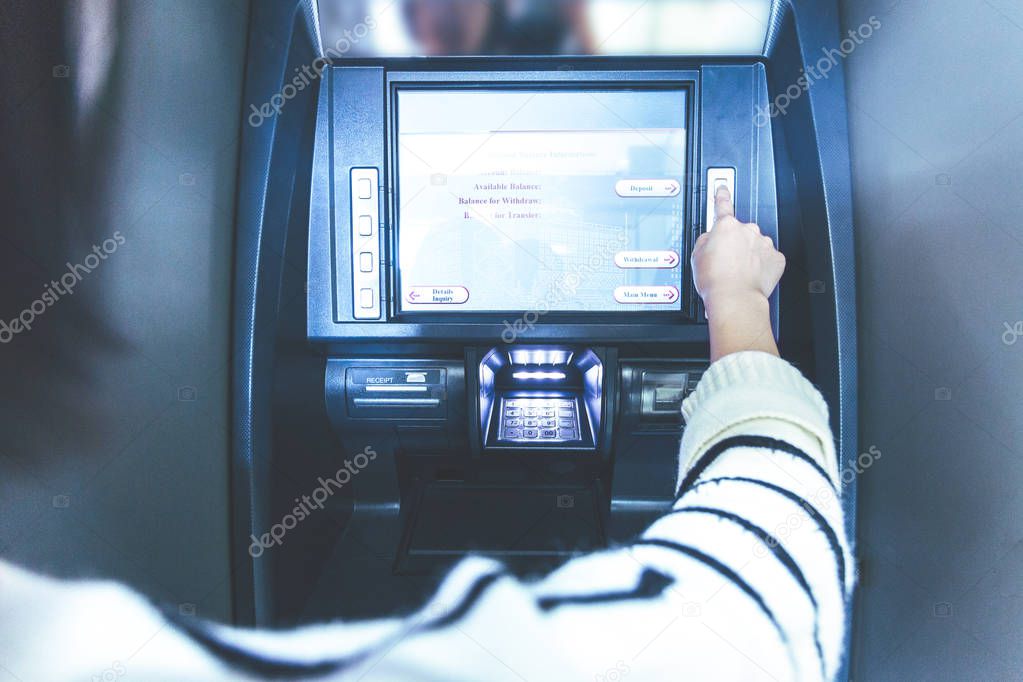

{"left": 679, "top": 351, "right": 837, "bottom": 484}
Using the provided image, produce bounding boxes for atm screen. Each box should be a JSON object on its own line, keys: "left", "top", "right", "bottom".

{"left": 396, "top": 88, "right": 687, "bottom": 313}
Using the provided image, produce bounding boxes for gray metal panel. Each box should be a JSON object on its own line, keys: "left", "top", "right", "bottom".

{"left": 700, "top": 63, "right": 780, "bottom": 332}
{"left": 842, "top": 0, "right": 1023, "bottom": 677}
{"left": 331, "top": 67, "right": 385, "bottom": 322}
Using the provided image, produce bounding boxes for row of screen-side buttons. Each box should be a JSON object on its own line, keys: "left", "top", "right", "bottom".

{"left": 351, "top": 168, "right": 380, "bottom": 319}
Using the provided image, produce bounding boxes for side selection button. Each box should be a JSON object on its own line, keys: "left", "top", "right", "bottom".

{"left": 405, "top": 286, "right": 470, "bottom": 305}
{"left": 358, "top": 252, "right": 374, "bottom": 272}
{"left": 706, "top": 167, "right": 736, "bottom": 231}
{"left": 614, "top": 250, "right": 680, "bottom": 269}
{"left": 357, "top": 215, "right": 373, "bottom": 236}
{"left": 613, "top": 285, "right": 679, "bottom": 304}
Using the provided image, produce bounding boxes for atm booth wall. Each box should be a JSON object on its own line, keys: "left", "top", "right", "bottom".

{"left": 231, "top": 0, "right": 857, "bottom": 674}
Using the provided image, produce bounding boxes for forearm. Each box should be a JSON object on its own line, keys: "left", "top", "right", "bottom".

{"left": 705, "top": 291, "right": 778, "bottom": 362}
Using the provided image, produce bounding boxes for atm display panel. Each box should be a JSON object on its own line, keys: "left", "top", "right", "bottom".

{"left": 394, "top": 87, "right": 688, "bottom": 314}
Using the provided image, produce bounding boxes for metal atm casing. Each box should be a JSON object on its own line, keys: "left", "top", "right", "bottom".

{"left": 233, "top": 6, "right": 858, "bottom": 675}
{"left": 298, "top": 60, "right": 783, "bottom": 611}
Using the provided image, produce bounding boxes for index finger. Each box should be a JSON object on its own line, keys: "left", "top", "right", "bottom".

{"left": 714, "top": 184, "right": 734, "bottom": 220}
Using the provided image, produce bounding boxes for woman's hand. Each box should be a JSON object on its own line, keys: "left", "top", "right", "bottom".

{"left": 692, "top": 186, "right": 785, "bottom": 362}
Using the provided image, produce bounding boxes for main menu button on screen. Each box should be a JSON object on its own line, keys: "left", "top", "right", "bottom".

{"left": 613, "top": 286, "right": 679, "bottom": 304}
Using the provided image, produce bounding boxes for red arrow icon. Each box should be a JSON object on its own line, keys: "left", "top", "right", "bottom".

{"left": 665, "top": 253, "right": 678, "bottom": 266}
{"left": 665, "top": 287, "right": 678, "bottom": 301}
{"left": 408, "top": 291, "right": 419, "bottom": 301}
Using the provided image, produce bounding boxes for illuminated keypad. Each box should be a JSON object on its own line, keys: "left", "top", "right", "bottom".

{"left": 499, "top": 397, "right": 579, "bottom": 442}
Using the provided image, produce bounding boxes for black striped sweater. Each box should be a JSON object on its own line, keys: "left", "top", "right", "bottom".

{"left": 0, "top": 351, "right": 853, "bottom": 681}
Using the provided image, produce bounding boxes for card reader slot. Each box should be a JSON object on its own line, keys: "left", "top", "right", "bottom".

{"left": 353, "top": 397, "right": 441, "bottom": 407}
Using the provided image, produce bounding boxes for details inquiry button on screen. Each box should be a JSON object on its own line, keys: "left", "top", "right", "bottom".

{"left": 406, "top": 286, "right": 470, "bottom": 305}
{"left": 614, "top": 250, "right": 680, "bottom": 269}
{"left": 613, "top": 285, "right": 679, "bottom": 304}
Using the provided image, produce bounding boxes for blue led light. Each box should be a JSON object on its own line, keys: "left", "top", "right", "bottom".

{"left": 508, "top": 349, "right": 573, "bottom": 365}
{"left": 512, "top": 371, "right": 567, "bottom": 380}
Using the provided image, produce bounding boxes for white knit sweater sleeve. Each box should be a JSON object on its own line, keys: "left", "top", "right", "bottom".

{"left": 0, "top": 351, "right": 853, "bottom": 682}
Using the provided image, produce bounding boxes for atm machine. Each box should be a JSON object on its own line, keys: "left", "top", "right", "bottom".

{"left": 232, "top": 0, "right": 856, "bottom": 674}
